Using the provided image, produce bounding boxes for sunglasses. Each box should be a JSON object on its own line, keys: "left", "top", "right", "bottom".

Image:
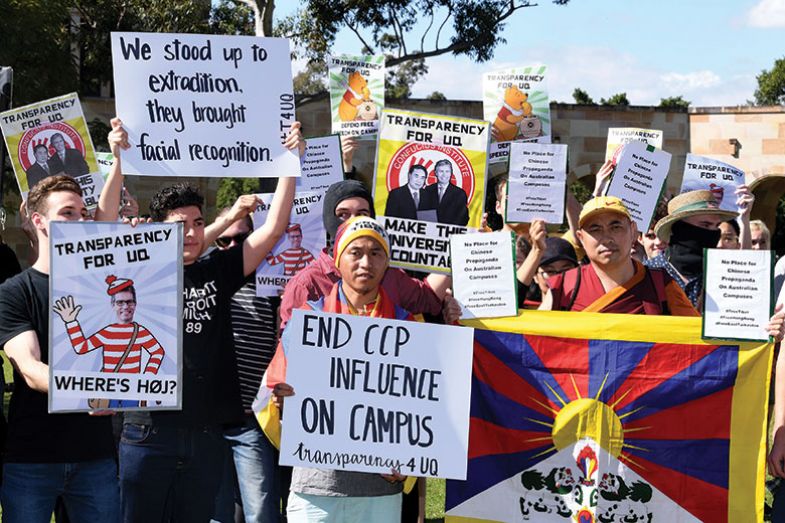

{"left": 216, "top": 232, "right": 250, "bottom": 248}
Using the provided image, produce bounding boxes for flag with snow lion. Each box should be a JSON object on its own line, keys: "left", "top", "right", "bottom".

{"left": 445, "top": 311, "right": 772, "bottom": 523}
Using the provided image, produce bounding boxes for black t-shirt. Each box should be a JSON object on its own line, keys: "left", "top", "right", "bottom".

{"left": 126, "top": 246, "right": 246, "bottom": 428}
{"left": 0, "top": 268, "right": 115, "bottom": 463}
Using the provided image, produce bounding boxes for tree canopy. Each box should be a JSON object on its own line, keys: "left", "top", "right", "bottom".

{"left": 754, "top": 57, "right": 785, "bottom": 106}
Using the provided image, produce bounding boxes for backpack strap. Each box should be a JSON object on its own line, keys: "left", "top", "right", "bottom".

{"left": 112, "top": 323, "right": 139, "bottom": 373}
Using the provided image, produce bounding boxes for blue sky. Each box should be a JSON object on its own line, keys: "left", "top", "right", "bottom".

{"left": 281, "top": 0, "right": 785, "bottom": 106}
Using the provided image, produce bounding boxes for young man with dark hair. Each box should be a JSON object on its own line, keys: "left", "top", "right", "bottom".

{"left": 0, "top": 175, "right": 119, "bottom": 523}
{"left": 103, "top": 118, "right": 304, "bottom": 522}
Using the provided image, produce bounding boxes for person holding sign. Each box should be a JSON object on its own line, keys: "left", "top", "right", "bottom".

{"left": 264, "top": 217, "right": 409, "bottom": 523}
{"left": 279, "top": 180, "right": 451, "bottom": 333}
{"left": 645, "top": 189, "right": 742, "bottom": 308}
{"left": 539, "top": 196, "right": 698, "bottom": 316}
{"left": 101, "top": 117, "right": 304, "bottom": 522}
{"left": 0, "top": 176, "right": 120, "bottom": 522}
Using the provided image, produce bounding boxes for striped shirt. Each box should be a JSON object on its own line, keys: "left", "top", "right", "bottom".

{"left": 65, "top": 321, "right": 164, "bottom": 374}
{"left": 231, "top": 281, "right": 278, "bottom": 410}
{"left": 267, "top": 247, "right": 316, "bottom": 276}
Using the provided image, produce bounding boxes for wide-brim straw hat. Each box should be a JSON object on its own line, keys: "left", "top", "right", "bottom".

{"left": 654, "top": 190, "right": 738, "bottom": 242}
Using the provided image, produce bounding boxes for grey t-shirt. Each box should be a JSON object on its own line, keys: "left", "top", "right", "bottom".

{"left": 291, "top": 468, "right": 403, "bottom": 497}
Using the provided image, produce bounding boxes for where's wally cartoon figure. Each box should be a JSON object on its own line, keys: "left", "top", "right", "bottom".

{"left": 52, "top": 275, "right": 165, "bottom": 408}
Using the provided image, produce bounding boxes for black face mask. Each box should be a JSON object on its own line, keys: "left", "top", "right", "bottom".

{"left": 668, "top": 220, "right": 721, "bottom": 278}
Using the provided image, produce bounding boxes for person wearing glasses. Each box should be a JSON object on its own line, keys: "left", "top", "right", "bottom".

{"left": 539, "top": 196, "right": 699, "bottom": 315}
{"left": 204, "top": 206, "right": 284, "bottom": 523}
{"left": 52, "top": 275, "right": 165, "bottom": 409}
{"left": 265, "top": 223, "right": 316, "bottom": 276}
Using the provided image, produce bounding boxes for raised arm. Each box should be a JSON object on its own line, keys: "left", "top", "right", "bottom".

{"left": 517, "top": 220, "right": 546, "bottom": 286}
{"left": 736, "top": 185, "right": 754, "bottom": 250}
{"left": 242, "top": 122, "right": 305, "bottom": 276}
{"left": 94, "top": 117, "right": 129, "bottom": 222}
{"left": 4, "top": 331, "right": 49, "bottom": 393}
{"left": 203, "top": 194, "right": 261, "bottom": 251}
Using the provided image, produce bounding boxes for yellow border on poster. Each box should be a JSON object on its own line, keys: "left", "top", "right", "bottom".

{"left": 451, "top": 311, "right": 771, "bottom": 523}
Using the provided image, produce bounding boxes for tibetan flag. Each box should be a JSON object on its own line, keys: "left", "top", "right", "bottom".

{"left": 445, "top": 311, "right": 773, "bottom": 523}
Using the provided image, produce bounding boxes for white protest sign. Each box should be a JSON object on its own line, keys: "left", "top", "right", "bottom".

{"left": 605, "top": 127, "right": 663, "bottom": 163}
{"left": 280, "top": 309, "right": 474, "bottom": 479}
{"left": 298, "top": 135, "right": 345, "bottom": 193}
{"left": 49, "top": 221, "right": 183, "bottom": 412}
{"left": 450, "top": 231, "right": 517, "bottom": 319}
{"left": 506, "top": 142, "right": 567, "bottom": 224}
{"left": 703, "top": 248, "right": 772, "bottom": 341}
{"left": 606, "top": 142, "right": 671, "bottom": 232}
{"left": 680, "top": 153, "right": 745, "bottom": 212}
{"left": 378, "top": 216, "right": 467, "bottom": 274}
{"left": 111, "top": 32, "right": 300, "bottom": 178}
{"left": 253, "top": 191, "right": 324, "bottom": 296}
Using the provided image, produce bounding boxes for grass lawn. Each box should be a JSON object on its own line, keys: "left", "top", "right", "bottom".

{"left": 425, "top": 478, "right": 446, "bottom": 521}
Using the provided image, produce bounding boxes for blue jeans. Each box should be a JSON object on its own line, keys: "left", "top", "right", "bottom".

{"left": 119, "top": 423, "right": 223, "bottom": 523}
{"left": 0, "top": 459, "right": 119, "bottom": 523}
{"left": 213, "top": 415, "right": 280, "bottom": 523}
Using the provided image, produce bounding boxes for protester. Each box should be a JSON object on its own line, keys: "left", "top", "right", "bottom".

{"left": 513, "top": 219, "right": 578, "bottom": 306}
{"left": 207, "top": 206, "right": 282, "bottom": 523}
{"left": 751, "top": 219, "right": 771, "bottom": 250}
{"left": 0, "top": 176, "right": 119, "bottom": 523}
{"left": 279, "top": 179, "right": 453, "bottom": 333}
{"left": 269, "top": 217, "right": 409, "bottom": 523}
{"left": 645, "top": 189, "right": 740, "bottom": 308}
{"left": 717, "top": 219, "right": 741, "bottom": 249}
{"left": 102, "top": 118, "right": 304, "bottom": 522}
{"left": 539, "top": 196, "right": 698, "bottom": 315}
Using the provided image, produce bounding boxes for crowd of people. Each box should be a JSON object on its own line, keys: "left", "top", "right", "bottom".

{"left": 1, "top": 108, "right": 785, "bottom": 523}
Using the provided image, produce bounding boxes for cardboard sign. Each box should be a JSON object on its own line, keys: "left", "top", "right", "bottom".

{"left": 505, "top": 142, "right": 568, "bottom": 224}
{"left": 604, "top": 127, "right": 663, "bottom": 163}
{"left": 483, "top": 65, "right": 550, "bottom": 164}
{"left": 111, "top": 32, "right": 301, "bottom": 178}
{"left": 328, "top": 54, "right": 385, "bottom": 138}
{"left": 450, "top": 231, "right": 518, "bottom": 319}
{"left": 703, "top": 248, "right": 773, "bottom": 342}
{"left": 606, "top": 142, "right": 671, "bottom": 232}
{"left": 279, "top": 309, "right": 474, "bottom": 479}
{"left": 0, "top": 93, "right": 104, "bottom": 207}
{"left": 48, "top": 221, "right": 183, "bottom": 412}
{"left": 373, "top": 108, "right": 489, "bottom": 273}
{"left": 253, "top": 191, "right": 324, "bottom": 296}
{"left": 298, "top": 135, "right": 345, "bottom": 193}
{"left": 680, "top": 154, "right": 745, "bottom": 212}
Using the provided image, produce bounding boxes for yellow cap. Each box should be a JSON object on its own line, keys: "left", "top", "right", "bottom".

{"left": 578, "top": 196, "right": 632, "bottom": 228}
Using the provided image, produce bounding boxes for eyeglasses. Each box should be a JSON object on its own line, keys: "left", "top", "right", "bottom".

{"left": 114, "top": 300, "right": 136, "bottom": 308}
{"left": 216, "top": 232, "right": 250, "bottom": 248}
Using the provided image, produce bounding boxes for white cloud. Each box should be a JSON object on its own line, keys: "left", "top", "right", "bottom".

{"left": 408, "top": 46, "right": 756, "bottom": 107}
{"left": 747, "top": 0, "right": 785, "bottom": 27}
{"left": 660, "top": 71, "right": 721, "bottom": 91}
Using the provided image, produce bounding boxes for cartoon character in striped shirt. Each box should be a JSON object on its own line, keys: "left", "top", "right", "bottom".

{"left": 265, "top": 223, "right": 316, "bottom": 276}
{"left": 53, "top": 275, "right": 165, "bottom": 407}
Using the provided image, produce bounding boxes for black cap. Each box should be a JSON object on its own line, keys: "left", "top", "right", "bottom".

{"left": 539, "top": 237, "right": 578, "bottom": 268}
